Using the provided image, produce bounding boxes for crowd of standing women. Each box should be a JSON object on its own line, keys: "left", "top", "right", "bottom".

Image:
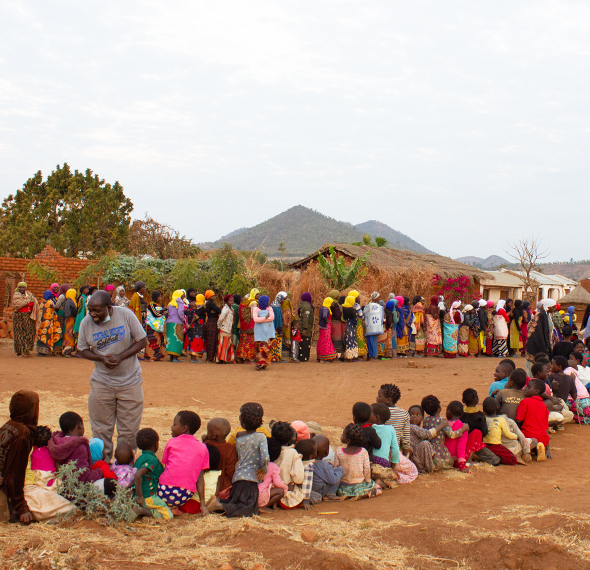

{"left": 10, "top": 281, "right": 589, "bottom": 375}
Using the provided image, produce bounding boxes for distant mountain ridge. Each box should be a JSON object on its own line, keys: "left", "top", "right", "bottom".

{"left": 455, "top": 255, "right": 511, "bottom": 269}
{"left": 199, "top": 205, "right": 433, "bottom": 257}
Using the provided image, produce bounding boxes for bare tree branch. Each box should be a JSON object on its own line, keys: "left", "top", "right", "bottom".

{"left": 504, "top": 237, "right": 549, "bottom": 302}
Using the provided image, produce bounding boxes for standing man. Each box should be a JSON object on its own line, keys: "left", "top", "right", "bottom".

{"left": 77, "top": 290, "right": 147, "bottom": 460}
{"left": 525, "top": 299, "right": 555, "bottom": 377}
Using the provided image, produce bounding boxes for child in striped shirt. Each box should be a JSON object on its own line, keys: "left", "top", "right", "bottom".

{"left": 376, "top": 384, "right": 411, "bottom": 456}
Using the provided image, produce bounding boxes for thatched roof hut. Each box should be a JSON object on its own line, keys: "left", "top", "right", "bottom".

{"left": 557, "top": 285, "right": 590, "bottom": 323}
{"left": 290, "top": 244, "right": 489, "bottom": 281}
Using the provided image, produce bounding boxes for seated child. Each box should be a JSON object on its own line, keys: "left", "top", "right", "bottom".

{"left": 376, "top": 384, "right": 411, "bottom": 456}
{"left": 334, "top": 424, "right": 380, "bottom": 499}
{"left": 420, "top": 396, "right": 468, "bottom": 470}
{"left": 531, "top": 362, "right": 573, "bottom": 427}
{"left": 209, "top": 402, "right": 269, "bottom": 518}
{"left": 48, "top": 412, "right": 106, "bottom": 487}
{"left": 203, "top": 444, "right": 222, "bottom": 504}
{"left": 271, "top": 421, "right": 305, "bottom": 508}
{"left": 291, "top": 420, "right": 311, "bottom": 442}
{"left": 295, "top": 438, "right": 318, "bottom": 509}
{"left": 0, "top": 390, "right": 39, "bottom": 524}
{"left": 516, "top": 379, "right": 551, "bottom": 461}
{"left": 495, "top": 369, "right": 527, "bottom": 421}
{"left": 482, "top": 397, "right": 518, "bottom": 465}
{"left": 310, "top": 435, "right": 344, "bottom": 501}
{"left": 409, "top": 405, "right": 440, "bottom": 473}
{"left": 461, "top": 389, "right": 502, "bottom": 466}
{"left": 498, "top": 416, "right": 532, "bottom": 464}
{"left": 133, "top": 428, "right": 172, "bottom": 520}
{"left": 89, "top": 438, "right": 116, "bottom": 480}
{"left": 568, "top": 352, "right": 590, "bottom": 424}
{"left": 444, "top": 400, "right": 485, "bottom": 472}
{"left": 488, "top": 362, "right": 514, "bottom": 396}
{"left": 202, "top": 418, "right": 238, "bottom": 499}
{"left": 352, "top": 402, "right": 381, "bottom": 456}
{"left": 549, "top": 356, "right": 577, "bottom": 405}
{"left": 23, "top": 425, "right": 74, "bottom": 522}
{"left": 290, "top": 319, "right": 302, "bottom": 363}
{"left": 258, "top": 437, "right": 288, "bottom": 512}
{"left": 112, "top": 441, "right": 137, "bottom": 489}
{"left": 157, "top": 411, "right": 209, "bottom": 515}
{"left": 369, "top": 403, "right": 404, "bottom": 487}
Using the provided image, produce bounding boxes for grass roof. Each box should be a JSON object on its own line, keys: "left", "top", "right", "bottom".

{"left": 557, "top": 285, "right": 590, "bottom": 306}
{"left": 290, "top": 244, "right": 490, "bottom": 281}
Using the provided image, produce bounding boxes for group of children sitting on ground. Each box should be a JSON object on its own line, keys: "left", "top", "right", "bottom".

{"left": 2, "top": 346, "right": 588, "bottom": 523}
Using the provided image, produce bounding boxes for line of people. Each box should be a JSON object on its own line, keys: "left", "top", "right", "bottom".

{"left": 11, "top": 283, "right": 590, "bottom": 377}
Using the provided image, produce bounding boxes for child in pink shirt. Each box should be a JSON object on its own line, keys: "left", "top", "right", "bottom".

{"left": 258, "top": 438, "right": 288, "bottom": 512}
{"left": 157, "top": 411, "right": 209, "bottom": 516}
{"left": 444, "top": 401, "right": 483, "bottom": 472}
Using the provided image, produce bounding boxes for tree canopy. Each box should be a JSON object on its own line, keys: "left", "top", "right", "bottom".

{"left": 0, "top": 163, "right": 133, "bottom": 258}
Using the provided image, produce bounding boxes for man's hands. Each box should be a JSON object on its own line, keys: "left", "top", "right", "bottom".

{"left": 102, "top": 354, "right": 121, "bottom": 369}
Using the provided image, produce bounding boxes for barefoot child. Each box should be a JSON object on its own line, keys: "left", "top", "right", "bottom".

{"left": 157, "top": 411, "right": 209, "bottom": 515}
{"left": 369, "top": 403, "right": 401, "bottom": 487}
{"left": 334, "top": 424, "right": 380, "bottom": 499}
{"left": 482, "top": 397, "right": 519, "bottom": 465}
{"left": 209, "top": 403, "right": 269, "bottom": 517}
{"left": 310, "top": 435, "right": 344, "bottom": 501}
{"left": 133, "top": 428, "right": 172, "bottom": 520}
{"left": 258, "top": 438, "right": 288, "bottom": 512}
{"left": 516, "top": 379, "right": 551, "bottom": 461}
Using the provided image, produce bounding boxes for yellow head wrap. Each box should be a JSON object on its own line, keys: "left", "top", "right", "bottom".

{"left": 349, "top": 290, "right": 360, "bottom": 299}
{"left": 343, "top": 296, "right": 355, "bottom": 308}
{"left": 195, "top": 294, "right": 205, "bottom": 306}
{"left": 249, "top": 288, "right": 259, "bottom": 306}
{"left": 168, "top": 290, "right": 183, "bottom": 308}
{"left": 322, "top": 297, "right": 334, "bottom": 314}
{"left": 66, "top": 289, "right": 77, "bottom": 301}
{"left": 16, "top": 282, "right": 27, "bottom": 290}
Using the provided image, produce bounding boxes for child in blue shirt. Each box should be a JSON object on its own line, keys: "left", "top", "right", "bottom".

{"left": 369, "top": 403, "right": 400, "bottom": 489}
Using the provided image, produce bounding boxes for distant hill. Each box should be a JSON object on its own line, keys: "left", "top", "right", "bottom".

{"left": 538, "top": 262, "right": 590, "bottom": 281}
{"left": 200, "top": 205, "right": 432, "bottom": 257}
{"left": 455, "top": 255, "right": 511, "bottom": 269}
{"left": 354, "top": 220, "right": 432, "bottom": 254}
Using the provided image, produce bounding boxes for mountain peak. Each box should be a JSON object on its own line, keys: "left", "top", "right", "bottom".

{"left": 201, "top": 206, "right": 433, "bottom": 257}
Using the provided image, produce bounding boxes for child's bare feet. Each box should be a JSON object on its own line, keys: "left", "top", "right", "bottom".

{"left": 259, "top": 507, "right": 274, "bottom": 513}
{"left": 207, "top": 498, "right": 223, "bottom": 512}
{"left": 536, "top": 443, "right": 546, "bottom": 462}
{"left": 170, "top": 508, "right": 183, "bottom": 516}
{"left": 524, "top": 452, "right": 532, "bottom": 463}
{"left": 516, "top": 455, "right": 527, "bottom": 466}
{"left": 323, "top": 495, "right": 339, "bottom": 501}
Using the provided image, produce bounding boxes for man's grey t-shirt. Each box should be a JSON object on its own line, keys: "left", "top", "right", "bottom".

{"left": 78, "top": 306, "right": 147, "bottom": 387}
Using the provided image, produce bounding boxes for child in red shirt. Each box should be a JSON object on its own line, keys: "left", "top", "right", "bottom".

{"left": 515, "top": 379, "right": 550, "bottom": 461}
{"left": 290, "top": 319, "right": 302, "bottom": 363}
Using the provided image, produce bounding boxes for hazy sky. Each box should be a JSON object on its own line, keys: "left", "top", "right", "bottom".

{"left": 1, "top": 1, "right": 589, "bottom": 261}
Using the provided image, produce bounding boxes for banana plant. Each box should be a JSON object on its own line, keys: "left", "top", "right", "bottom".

{"left": 317, "top": 246, "right": 370, "bottom": 289}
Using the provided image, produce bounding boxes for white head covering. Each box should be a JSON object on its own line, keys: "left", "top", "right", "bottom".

{"left": 478, "top": 299, "right": 487, "bottom": 308}
{"left": 370, "top": 291, "right": 380, "bottom": 301}
{"left": 438, "top": 302, "right": 446, "bottom": 311}
{"left": 463, "top": 304, "right": 474, "bottom": 312}
{"left": 496, "top": 300, "right": 506, "bottom": 311}
{"left": 541, "top": 299, "right": 556, "bottom": 309}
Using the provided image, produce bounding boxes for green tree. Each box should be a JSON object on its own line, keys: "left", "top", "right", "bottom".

{"left": 317, "top": 246, "right": 370, "bottom": 290}
{"left": 210, "top": 244, "right": 245, "bottom": 293}
{"left": 374, "top": 236, "right": 388, "bottom": 247}
{"left": 0, "top": 163, "right": 133, "bottom": 258}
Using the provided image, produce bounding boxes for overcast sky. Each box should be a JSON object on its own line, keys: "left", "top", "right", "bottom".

{"left": 1, "top": 1, "right": 589, "bottom": 261}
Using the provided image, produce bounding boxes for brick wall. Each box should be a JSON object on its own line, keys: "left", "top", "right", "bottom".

{"left": 0, "top": 246, "right": 92, "bottom": 308}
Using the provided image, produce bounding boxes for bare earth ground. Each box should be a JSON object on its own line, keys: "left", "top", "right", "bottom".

{"left": 1, "top": 339, "right": 589, "bottom": 570}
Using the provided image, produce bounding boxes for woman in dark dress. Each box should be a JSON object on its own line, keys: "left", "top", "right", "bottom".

{"left": 330, "top": 293, "right": 345, "bottom": 357}
{"left": 204, "top": 290, "right": 221, "bottom": 362}
{"left": 342, "top": 295, "right": 359, "bottom": 361}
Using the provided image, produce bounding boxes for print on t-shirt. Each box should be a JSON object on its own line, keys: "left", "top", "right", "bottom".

{"left": 93, "top": 326, "right": 126, "bottom": 350}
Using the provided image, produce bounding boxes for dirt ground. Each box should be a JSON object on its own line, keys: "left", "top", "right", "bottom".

{"left": 1, "top": 339, "right": 590, "bottom": 570}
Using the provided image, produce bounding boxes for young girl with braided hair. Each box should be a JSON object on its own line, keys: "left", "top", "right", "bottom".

{"left": 334, "top": 423, "right": 380, "bottom": 499}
